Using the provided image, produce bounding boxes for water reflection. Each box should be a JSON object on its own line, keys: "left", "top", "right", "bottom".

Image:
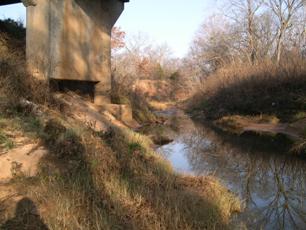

{"left": 158, "top": 113, "right": 306, "bottom": 230}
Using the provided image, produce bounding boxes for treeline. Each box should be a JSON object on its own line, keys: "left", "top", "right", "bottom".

{"left": 111, "top": 28, "right": 189, "bottom": 102}
{"left": 181, "top": 0, "right": 306, "bottom": 124}
{"left": 189, "top": 0, "right": 306, "bottom": 77}
{"left": 111, "top": 1, "right": 306, "bottom": 105}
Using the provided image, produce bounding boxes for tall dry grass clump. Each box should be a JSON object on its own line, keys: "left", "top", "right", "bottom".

{"left": 0, "top": 19, "right": 51, "bottom": 106}
{"left": 189, "top": 58, "right": 306, "bottom": 121}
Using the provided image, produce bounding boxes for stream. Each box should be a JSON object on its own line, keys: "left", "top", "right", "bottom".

{"left": 156, "top": 110, "right": 306, "bottom": 230}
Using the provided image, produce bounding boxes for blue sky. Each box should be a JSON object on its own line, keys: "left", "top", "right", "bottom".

{"left": 0, "top": 0, "right": 219, "bottom": 57}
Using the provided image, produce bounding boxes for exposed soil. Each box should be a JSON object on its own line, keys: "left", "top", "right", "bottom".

{"left": 215, "top": 115, "right": 305, "bottom": 141}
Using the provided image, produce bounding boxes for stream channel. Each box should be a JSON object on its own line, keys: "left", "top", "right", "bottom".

{"left": 154, "top": 109, "right": 306, "bottom": 230}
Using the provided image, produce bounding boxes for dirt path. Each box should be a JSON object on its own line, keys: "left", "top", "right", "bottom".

{"left": 0, "top": 144, "right": 47, "bottom": 183}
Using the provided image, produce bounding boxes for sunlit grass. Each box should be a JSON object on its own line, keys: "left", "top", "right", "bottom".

{"left": 0, "top": 131, "right": 14, "bottom": 151}
{"left": 2, "top": 110, "right": 241, "bottom": 229}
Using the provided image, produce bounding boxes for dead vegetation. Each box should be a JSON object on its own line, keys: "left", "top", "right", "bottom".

{"left": 0, "top": 19, "right": 53, "bottom": 108}
{"left": 187, "top": 59, "right": 306, "bottom": 156}
{"left": 111, "top": 79, "right": 158, "bottom": 124}
{"left": 0, "top": 102, "right": 241, "bottom": 229}
{"left": 189, "top": 59, "right": 306, "bottom": 122}
{"left": 185, "top": 0, "right": 306, "bottom": 156}
{"left": 0, "top": 19, "right": 241, "bottom": 229}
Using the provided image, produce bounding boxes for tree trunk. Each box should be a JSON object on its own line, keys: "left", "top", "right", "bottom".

{"left": 247, "top": 0, "right": 257, "bottom": 64}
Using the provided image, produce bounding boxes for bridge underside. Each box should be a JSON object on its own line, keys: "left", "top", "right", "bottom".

{"left": 0, "top": 0, "right": 21, "bottom": 6}
{"left": 0, "top": 0, "right": 129, "bottom": 6}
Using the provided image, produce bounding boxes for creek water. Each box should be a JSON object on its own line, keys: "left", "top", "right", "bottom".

{"left": 156, "top": 110, "right": 306, "bottom": 230}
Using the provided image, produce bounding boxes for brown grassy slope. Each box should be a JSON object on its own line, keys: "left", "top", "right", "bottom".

{"left": 0, "top": 19, "right": 240, "bottom": 229}
{"left": 0, "top": 107, "right": 240, "bottom": 230}
{"left": 188, "top": 60, "right": 306, "bottom": 122}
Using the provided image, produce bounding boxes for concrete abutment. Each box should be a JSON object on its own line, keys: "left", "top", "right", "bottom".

{"left": 1, "top": 0, "right": 133, "bottom": 123}
{"left": 20, "top": 0, "right": 128, "bottom": 105}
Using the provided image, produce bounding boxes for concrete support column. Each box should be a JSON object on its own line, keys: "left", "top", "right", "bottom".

{"left": 24, "top": 0, "right": 50, "bottom": 79}
{"left": 22, "top": 0, "right": 127, "bottom": 105}
{"left": 95, "top": 26, "right": 112, "bottom": 105}
{"left": 95, "top": 81, "right": 111, "bottom": 104}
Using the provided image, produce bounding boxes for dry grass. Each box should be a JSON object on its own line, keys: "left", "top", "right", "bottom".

{"left": 215, "top": 115, "right": 280, "bottom": 134}
{"left": 148, "top": 100, "right": 175, "bottom": 111}
{"left": 0, "top": 18, "right": 240, "bottom": 229}
{"left": 188, "top": 59, "right": 306, "bottom": 122}
{"left": 0, "top": 109, "right": 240, "bottom": 229}
{"left": 0, "top": 57, "right": 240, "bottom": 230}
{"left": 0, "top": 19, "right": 53, "bottom": 107}
{"left": 111, "top": 80, "right": 158, "bottom": 124}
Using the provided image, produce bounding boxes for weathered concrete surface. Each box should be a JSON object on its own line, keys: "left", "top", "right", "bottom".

{"left": 23, "top": 0, "right": 128, "bottom": 104}
{"left": 55, "top": 92, "right": 140, "bottom": 132}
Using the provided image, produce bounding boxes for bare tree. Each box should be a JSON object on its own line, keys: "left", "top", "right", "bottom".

{"left": 247, "top": 0, "right": 264, "bottom": 63}
{"left": 267, "top": 0, "right": 304, "bottom": 63}
{"left": 225, "top": 0, "right": 264, "bottom": 63}
{"left": 112, "top": 32, "right": 178, "bottom": 87}
{"left": 256, "top": 11, "right": 279, "bottom": 58}
{"left": 189, "top": 14, "right": 239, "bottom": 74}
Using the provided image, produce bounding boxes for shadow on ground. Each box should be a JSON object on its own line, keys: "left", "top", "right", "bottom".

{"left": 0, "top": 108, "right": 239, "bottom": 229}
{"left": 1, "top": 197, "right": 48, "bottom": 230}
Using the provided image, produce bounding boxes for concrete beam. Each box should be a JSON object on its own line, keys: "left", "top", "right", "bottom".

{"left": 0, "top": 0, "right": 21, "bottom": 6}
{"left": 0, "top": 0, "right": 129, "bottom": 6}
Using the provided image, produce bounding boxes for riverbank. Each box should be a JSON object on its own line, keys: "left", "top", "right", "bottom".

{"left": 0, "top": 103, "right": 240, "bottom": 229}
{"left": 187, "top": 61, "right": 306, "bottom": 155}
{"left": 157, "top": 110, "right": 306, "bottom": 229}
{"left": 0, "top": 19, "right": 240, "bottom": 229}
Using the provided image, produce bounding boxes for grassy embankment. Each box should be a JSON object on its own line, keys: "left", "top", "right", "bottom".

{"left": 0, "top": 19, "right": 240, "bottom": 229}
{"left": 188, "top": 60, "right": 306, "bottom": 154}
{"left": 0, "top": 110, "right": 240, "bottom": 229}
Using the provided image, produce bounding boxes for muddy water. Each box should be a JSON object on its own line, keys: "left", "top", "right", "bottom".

{"left": 157, "top": 110, "right": 306, "bottom": 230}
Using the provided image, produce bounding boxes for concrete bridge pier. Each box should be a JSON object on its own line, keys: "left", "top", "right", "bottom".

{"left": 21, "top": 0, "right": 128, "bottom": 105}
